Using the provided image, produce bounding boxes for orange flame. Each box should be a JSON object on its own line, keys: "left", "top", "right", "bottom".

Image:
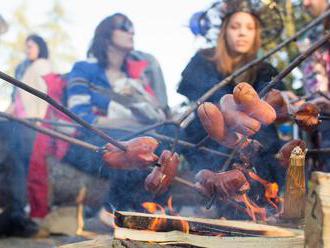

{"left": 142, "top": 202, "right": 166, "bottom": 231}
{"left": 142, "top": 202, "right": 166, "bottom": 214}
{"left": 142, "top": 197, "right": 189, "bottom": 233}
{"left": 247, "top": 171, "right": 280, "bottom": 210}
{"left": 167, "top": 196, "right": 189, "bottom": 234}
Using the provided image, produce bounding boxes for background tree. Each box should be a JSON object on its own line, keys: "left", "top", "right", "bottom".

{"left": 0, "top": 0, "right": 76, "bottom": 110}
{"left": 264, "top": 0, "right": 311, "bottom": 92}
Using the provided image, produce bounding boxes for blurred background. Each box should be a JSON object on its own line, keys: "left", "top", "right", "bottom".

{"left": 0, "top": 0, "right": 311, "bottom": 110}
{"left": 0, "top": 0, "right": 216, "bottom": 110}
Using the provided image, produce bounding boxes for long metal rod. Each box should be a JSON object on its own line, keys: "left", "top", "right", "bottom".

{"left": 25, "top": 118, "right": 230, "bottom": 158}
{"left": 259, "top": 32, "right": 330, "bottom": 96}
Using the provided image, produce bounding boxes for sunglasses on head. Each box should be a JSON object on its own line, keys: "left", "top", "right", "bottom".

{"left": 114, "top": 20, "right": 135, "bottom": 33}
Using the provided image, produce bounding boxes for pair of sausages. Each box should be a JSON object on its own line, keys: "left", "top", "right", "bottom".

{"left": 103, "top": 137, "right": 179, "bottom": 195}
{"left": 198, "top": 102, "right": 256, "bottom": 149}
{"left": 144, "top": 150, "right": 180, "bottom": 195}
{"left": 103, "top": 136, "right": 159, "bottom": 170}
{"left": 197, "top": 82, "right": 276, "bottom": 149}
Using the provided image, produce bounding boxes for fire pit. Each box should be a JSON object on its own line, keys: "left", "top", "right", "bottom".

{"left": 112, "top": 211, "right": 303, "bottom": 247}
{"left": 58, "top": 211, "right": 303, "bottom": 248}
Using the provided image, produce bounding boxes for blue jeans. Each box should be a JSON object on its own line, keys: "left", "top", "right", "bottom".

{"left": 0, "top": 121, "right": 36, "bottom": 213}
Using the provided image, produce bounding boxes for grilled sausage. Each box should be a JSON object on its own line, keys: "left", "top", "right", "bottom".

{"left": 197, "top": 102, "right": 225, "bottom": 142}
{"left": 103, "top": 136, "right": 159, "bottom": 170}
{"left": 144, "top": 150, "right": 180, "bottom": 194}
{"left": 233, "top": 82, "right": 276, "bottom": 125}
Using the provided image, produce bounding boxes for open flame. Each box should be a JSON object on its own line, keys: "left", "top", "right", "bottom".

{"left": 247, "top": 171, "right": 281, "bottom": 210}
{"left": 142, "top": 197, "right": 189, "bottom": 233}
{"left": 142, "top": 202, "right": 166, "bottom": 214}
{"left": 167, "top": 197, "right": 189, "bottom": 234}
{"left": 238, "top": 193, "right": 267, "bottom": 222}
{"left": 142, "top": 201, "right": 167, "bottom": 231}
{"left": 225, "top": 170, "right": 283, "bottom": 221}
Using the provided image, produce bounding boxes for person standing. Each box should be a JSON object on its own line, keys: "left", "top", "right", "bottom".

{"left": 0, "top": 34, "right": 52, "bottom": 237}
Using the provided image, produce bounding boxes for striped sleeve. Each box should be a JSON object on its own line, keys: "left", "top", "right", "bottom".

{"left": 66, "top": 62, "right": 98, "bottom": 124}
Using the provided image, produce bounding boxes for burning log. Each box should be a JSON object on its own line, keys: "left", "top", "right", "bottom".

{"left": 113, "top": 211, "right": 297, "bottom": 238}
{"left": 282, "top": 146, "right": 307, "bottom": 220}
{"left": 113, "top": 227, "right": 303, "bottom": 248}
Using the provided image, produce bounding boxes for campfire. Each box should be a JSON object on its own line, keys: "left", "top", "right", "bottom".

{"left": 111, "top": 206, "right": 303, "bottom": 247}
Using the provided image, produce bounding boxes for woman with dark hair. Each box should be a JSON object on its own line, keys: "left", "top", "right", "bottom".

{"left": 67, "top": 13, "right": 167, "bottom": 126}
{"left": 9, "top": 34, "right": 52, "bottom": 118}
{"left": 64, "top": 13, "right": 169, "bottom": 219}
{"left": 14, "top": 34, "right": 49, "bottom": 81}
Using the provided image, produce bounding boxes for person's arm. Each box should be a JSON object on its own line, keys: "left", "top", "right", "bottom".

{"left": 66, "top": 62, "right": 99, "bottom": 124}
{"left": 177, "top": 52, "right": 207, "bottom": 102}
{"left": 140, "top": 52, "right": 168, "bottom": 109}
